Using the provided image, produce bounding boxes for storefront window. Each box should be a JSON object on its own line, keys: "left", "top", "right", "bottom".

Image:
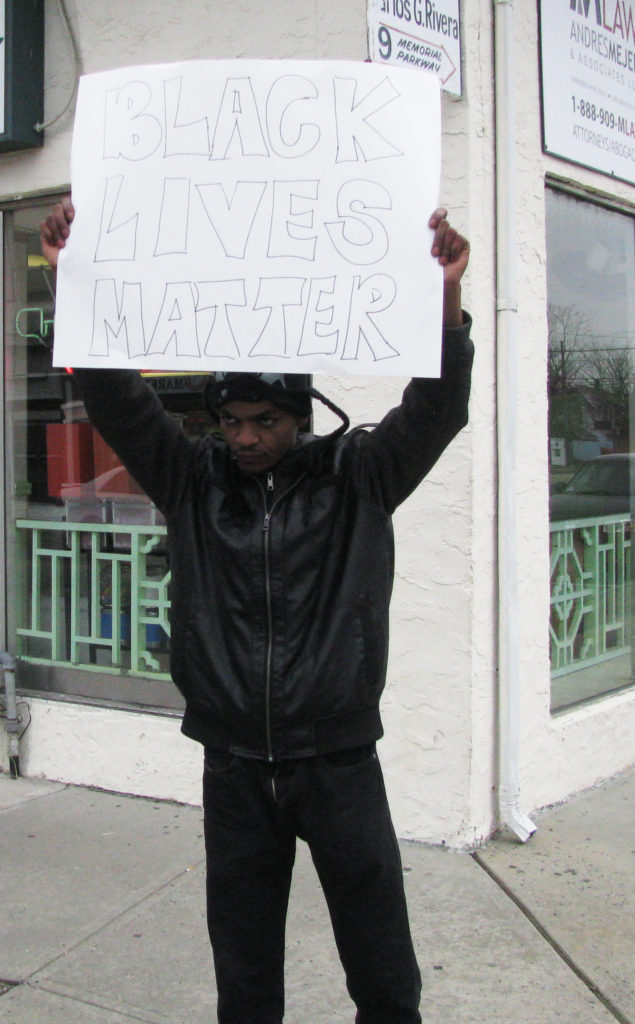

{"left": 546, "top": 189, "right": 635, "bottom": 711}
{"left": 2, "top": 199, "right": 210, "bottom": 709}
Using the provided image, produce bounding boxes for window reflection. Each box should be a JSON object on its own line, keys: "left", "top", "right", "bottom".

{"left": 546, "top": 191, "right": 634, "bottom": 711}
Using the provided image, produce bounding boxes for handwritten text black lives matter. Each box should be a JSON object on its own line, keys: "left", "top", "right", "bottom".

{"left": 85, "top": 70, "right": 414, "bottom": 366}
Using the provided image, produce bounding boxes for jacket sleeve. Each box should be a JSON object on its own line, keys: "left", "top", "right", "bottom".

{"left": 351, "top": 314, "right": 474, "bottom": 515}
{"left": 73, "top": 368, "right": 199, "bottom": 517}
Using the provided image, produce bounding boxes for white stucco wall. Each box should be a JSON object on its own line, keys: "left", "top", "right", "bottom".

{"left": 0, "top": 697, "right": 202, "bottom": 803}
{"left": 1, "top": 0, "right": 633, "bottom": 845}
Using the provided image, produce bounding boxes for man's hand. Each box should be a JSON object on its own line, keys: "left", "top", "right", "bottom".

{"left": 40, "top": 196, "right": 75, "bottom": 271}
{"left": 429, "top": 207, "right": 470, "bottom": 329}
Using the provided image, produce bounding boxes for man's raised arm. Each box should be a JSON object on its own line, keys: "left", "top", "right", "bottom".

{"left": 428, "top": 206, "right": 470, "bottom": 329}
{"left": 351, "top": 208, "right": 473, "bottom": 514}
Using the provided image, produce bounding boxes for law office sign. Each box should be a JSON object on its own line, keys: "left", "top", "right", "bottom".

{"left": 539, "top": 0, "right": 635, "bottom": 185}
{"left": 0, "top": 0, "right": 44, "bottom": 152}
{"left": 367, "top": 0, "right": 461, "bottom": 97}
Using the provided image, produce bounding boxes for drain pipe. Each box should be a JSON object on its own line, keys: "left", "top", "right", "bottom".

{"left": 494, "top": 0, "right": 536, "bottom": 842}
{"left": 1, "top": 652, "right": 21, "bottom": 778}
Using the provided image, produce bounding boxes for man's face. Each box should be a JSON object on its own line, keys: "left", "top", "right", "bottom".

{"left": 218, "top": 399, "right": 304, "bottom": 474}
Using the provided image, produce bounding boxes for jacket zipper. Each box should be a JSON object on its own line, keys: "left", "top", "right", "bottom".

{"left": 258, "top": 469, "right": 306, "bottom": 762}
{"left": 262, "top": 473, "right": 275, "bottom": 760}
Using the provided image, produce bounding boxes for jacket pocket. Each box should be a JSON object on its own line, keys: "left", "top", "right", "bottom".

{"left": 204, "top": 749, "right": 237, "bottom": 774}
{"left": 358, "top": 595, "right": 388, "bottom": 697}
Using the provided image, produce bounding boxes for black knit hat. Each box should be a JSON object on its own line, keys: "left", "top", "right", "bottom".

{"left": 204, "top": 372, "right": 313, "bottom": 420}
{"left": 204, "top": 371, "right": 351, "bottom": 443}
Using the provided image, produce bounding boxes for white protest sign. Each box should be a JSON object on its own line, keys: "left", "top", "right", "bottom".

{"left": 53, "top": 60, "right": 443, "bottom": 376}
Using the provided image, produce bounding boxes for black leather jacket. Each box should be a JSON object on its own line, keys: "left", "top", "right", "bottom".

{"left": 76, "top": 317, "right": 473, "bottom": 759}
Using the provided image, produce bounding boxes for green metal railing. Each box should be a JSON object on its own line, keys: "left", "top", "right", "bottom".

{"left": 15, "top": 514, "right": 631, "bottom": 684}
{"left": 550, "top": 514, "right": 631, "bottom": 677}
{"left": 15, "top": 519, "right": 171, "bottom": 678}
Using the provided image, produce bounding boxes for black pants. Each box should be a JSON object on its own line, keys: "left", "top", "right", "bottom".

{"left": 203, "top": 745, "right": 422, "bottom": 1024}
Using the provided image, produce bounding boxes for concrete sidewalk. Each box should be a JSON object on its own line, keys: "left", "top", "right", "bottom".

{"left": 0, "top": 768, "right": 632, "bottom": 1024}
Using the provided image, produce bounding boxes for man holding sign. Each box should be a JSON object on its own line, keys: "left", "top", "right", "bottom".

{"left": 42, "top": 197, "right": 472, "bottom": 1024}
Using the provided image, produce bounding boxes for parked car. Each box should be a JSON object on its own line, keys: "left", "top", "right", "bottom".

{"left": 549, "top": 453, "right": 634, "bottom": 522}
